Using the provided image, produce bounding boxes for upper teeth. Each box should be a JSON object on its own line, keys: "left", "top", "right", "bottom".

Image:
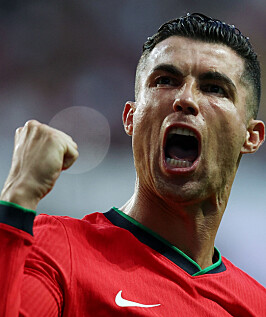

{"left": 168, "top": 127, "right": 196, "bottom": 137}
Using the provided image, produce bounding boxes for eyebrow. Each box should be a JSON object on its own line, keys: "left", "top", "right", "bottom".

{"left": 151, "top": 64, "right": 183, "bottom": 77}
{"left": 199, "top": 71, "right": 237, "bottom": 93}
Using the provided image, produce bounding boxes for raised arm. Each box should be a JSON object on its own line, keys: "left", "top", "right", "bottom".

{"left": 0, "top": 120, "right": 78, "bottom": 316}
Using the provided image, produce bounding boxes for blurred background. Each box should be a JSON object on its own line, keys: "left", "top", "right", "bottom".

{"left": 0, "top": 0, "right": 265, "bottom": 286}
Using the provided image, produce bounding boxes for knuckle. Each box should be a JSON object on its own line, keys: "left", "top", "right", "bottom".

{"left": 73, "top": 141, "right": 78, "bottom": 149}
{"left": 48, "top": 126, "right": 64, "bottom": 138}
{"left": 15, "top": 127, "right": 23, "bottom": 134}
{"left": 25, "top": 119, "right": 40, "bottom": 128}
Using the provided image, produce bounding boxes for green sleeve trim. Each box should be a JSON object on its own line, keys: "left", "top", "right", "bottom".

{"left": 112, "top": 207, "right": 222, "bottom": 275}
{"left": 0, "top": 200, "right": 36, "bottom": 215}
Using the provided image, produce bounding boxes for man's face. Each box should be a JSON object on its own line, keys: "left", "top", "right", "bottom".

{"left": 124, "top": 36, "right": 258, "bottom": 203}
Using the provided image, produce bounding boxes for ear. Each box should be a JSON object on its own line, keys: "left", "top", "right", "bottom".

{"left": 122, "top": 101, "right": 136, "bottom": 136}
{"left": 241, "top": 119, "right": 265, "bottom": 154}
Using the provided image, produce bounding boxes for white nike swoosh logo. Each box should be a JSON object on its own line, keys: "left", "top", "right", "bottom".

{"left": 115, "top": 290, "right": 161, "bottom": 308}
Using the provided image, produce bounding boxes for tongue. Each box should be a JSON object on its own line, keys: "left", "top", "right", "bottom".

{"left": 168, "top": 144, "right": 197, "bottom": 162}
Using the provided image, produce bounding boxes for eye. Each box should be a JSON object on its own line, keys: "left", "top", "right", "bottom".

{"left": 155, "top": 76, "right": 178, "bottom": 87}
{"left": 201, "top": 84, "right": 227, "bottom": 97}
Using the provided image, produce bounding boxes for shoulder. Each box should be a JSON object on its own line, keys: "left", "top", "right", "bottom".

{"left": 222, "top": 256, "right": 266, "bottom": 292}
{"left": 28, "top": 212, "right": 112, "bottom": 281}
{"left": 33, "top": 211, "right": 113, "bottom": 239}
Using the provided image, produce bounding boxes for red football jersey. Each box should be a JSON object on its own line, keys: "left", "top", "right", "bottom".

{"left": 0, "top": 203, "right": 265, "bottom": 316}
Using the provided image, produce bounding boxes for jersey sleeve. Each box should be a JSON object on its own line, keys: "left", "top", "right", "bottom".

{"left": 0, "top": 202, "right": 71, "bottom": 316}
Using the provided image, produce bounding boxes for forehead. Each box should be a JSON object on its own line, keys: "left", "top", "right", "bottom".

{"left": 144, "top": 36, "right": 245, "bottom": 81}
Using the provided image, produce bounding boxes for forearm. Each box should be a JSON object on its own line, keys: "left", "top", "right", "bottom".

{"left": 0, "top": 121, "right": 76, "bottom": 315}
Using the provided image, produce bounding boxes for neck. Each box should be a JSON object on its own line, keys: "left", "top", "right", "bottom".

{"left": 120, "top": 181, "right": 229, "bottom": 269}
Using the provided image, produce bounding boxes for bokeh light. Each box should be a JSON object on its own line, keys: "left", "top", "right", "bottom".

{"left": 49, "top": 106, "right": 110, "bottom": 174}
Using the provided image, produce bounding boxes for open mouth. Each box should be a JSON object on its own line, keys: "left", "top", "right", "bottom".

{"left": 164, "top": 127, "right": 200, "bottom": 169}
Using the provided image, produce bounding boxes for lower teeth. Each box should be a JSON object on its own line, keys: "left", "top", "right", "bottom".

{"left": 166, "top": 158, "right": 192, "bottom": 168}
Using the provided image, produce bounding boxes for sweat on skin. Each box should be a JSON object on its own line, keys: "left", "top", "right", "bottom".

{"left": 121, "top": 36, "right": 265, "bottom": 269}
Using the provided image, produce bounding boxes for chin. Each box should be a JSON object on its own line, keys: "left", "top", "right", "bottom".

{"left": 153, "top": 174, "right": 205, "bottom": 205}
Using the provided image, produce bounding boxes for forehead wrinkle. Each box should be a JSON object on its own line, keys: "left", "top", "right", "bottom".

{"left": 148, "top": 37, "right": 245, "bottom": 73}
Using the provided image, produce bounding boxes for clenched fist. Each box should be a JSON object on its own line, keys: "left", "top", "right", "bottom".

{"left": 0, "top": 120, "right": 79, "bottom": 210}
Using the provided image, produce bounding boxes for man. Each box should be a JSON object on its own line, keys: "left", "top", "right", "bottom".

{"left": 0, "top": 13, "right": 265, "bottom": 316}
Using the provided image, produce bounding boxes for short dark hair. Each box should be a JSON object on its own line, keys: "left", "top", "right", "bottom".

{"left": 136, "top": 13, "right": 260, "bottom": 119}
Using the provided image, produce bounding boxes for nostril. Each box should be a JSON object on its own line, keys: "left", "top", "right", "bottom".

{"left": 188, "top": 107, "right": 196, "bottom": 115}
{"left": 173, "top": 102, "right": 198, "bottom": 115}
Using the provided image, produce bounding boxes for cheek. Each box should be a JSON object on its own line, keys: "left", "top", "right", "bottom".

{"left": 132, "top": 103, "right": 164, "bottom": 165}
{"left": 132, "top": 109, "right": 152, "bottom": 155}
{"left": 138, "top": 88, "right": 175, "bottom": 113}
{"left": 201, "top": 100, "right": 247, "bottom": 154}
{"left": 202, "top": 97, "right": 246, "bottom": 130}
{"left": 213, "top": 124, "right": 245, "bottom": 168}
{"left": 133, "top": 94, "right": 169, "bottom": 134}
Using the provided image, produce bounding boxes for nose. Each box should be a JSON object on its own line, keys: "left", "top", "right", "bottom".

{"left": 173, "top": 83, "right": 199, "bottom": 116}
